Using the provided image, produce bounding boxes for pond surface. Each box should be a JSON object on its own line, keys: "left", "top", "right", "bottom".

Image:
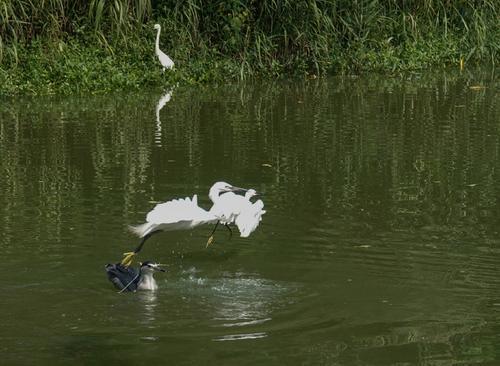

{"left": 1, "top": 69, "right": 499, "bottom": 365}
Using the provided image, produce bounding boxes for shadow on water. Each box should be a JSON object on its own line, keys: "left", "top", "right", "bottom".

{"left": 0, "top": 68, "right": 499, "bottom": 364}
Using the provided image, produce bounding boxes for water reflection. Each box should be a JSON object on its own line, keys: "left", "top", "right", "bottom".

{"left": 2, "top": 70, "right": 498, "bottom": 243}
{"left": 138, "top": 292, "right": 158, "bottom": 328}
{"left": 213, "top": 332, "right": 267, "bottom": 341}
{"left": 155, "top": 89, "right": 174, "bottom": 147}
{"left": 0, "top": 69, "right": 499, "bottom": 364}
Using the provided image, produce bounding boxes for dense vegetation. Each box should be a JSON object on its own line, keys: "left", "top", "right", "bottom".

{"left": 0, "top": 0, "right": 498, "bottom": 95}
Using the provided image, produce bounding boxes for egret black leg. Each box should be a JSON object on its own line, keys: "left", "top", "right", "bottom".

{"left": 121, "top": 230, "right": 162, "bottom": 266}
{"left": 133, "top": 230, "right": 162, "bottom": 254}
{"left": 209, "top": 221, "right": 220, "bottom": 237}
{"left": 206, "top": 221, "right": 220, "bottom": 247}
{"left": 224, "top": 224, "right": 233, "bottom": 239}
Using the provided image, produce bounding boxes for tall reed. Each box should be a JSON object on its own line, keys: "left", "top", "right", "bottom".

{"left": 0, "top": 0, "right": 152, "bottom": 63}
{"left": 0, "top": 0, "right": 498, "bottom": 92}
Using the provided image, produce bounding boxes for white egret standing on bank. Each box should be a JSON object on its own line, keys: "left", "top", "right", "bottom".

{"left": 154, "top": 24, "right": 174, "bottom": 71}
{"left": 121, "top": 182, "right": 265, "bottom": 266}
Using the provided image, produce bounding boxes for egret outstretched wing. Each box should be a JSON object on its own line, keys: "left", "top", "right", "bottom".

{"left": 235, "top": 199, "right": 266, "bottom": 237}
{"left": 130, "top": 195, "right": 217, "bottom": 238}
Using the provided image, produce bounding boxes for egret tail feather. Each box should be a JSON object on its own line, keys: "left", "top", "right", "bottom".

{"left": 128, "top": 223, "right": 154, "bottom": 238}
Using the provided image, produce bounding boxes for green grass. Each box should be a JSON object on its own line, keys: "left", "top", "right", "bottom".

{"left": 0, "top": 0, "right": 498, "bottom": 95}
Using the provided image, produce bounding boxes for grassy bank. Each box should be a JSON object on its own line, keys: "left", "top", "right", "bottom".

{"left": 0, "top": 0, "right": 498, "bottom": 95}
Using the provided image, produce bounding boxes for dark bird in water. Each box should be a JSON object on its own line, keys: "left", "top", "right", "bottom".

{"left": 105, "top": 261, "right": 165, "bottom": 292}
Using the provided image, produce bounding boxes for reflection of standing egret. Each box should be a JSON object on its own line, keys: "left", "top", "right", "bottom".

{"left": 155, "top": 89, "right": 173, "bottom": 146}
{"left": 153, "top": 24, "right": 174, "bottom": 71}
{"left": 121, "top": 182, "right": 265, "bottom": 266}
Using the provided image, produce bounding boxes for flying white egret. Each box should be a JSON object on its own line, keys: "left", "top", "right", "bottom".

{"left": 206, "top": 186, "right": 265, "bottom": 245}
{"left": 154, "top": 23, "right": 174, "bottom": 71}
{"left": 120, "top": 182, "right": 265, "bottom": 266}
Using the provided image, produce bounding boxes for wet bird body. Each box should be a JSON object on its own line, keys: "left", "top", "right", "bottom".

{"left": 105, "top": 261, "right": 164, "bottom": 291}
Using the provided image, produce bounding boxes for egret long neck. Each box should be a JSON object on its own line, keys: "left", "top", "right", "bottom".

{"left": 155, "top": 27, "right": 161, "bottom": 53}
{"left": 208, "top": 187, "right": 221, "bottom": 203}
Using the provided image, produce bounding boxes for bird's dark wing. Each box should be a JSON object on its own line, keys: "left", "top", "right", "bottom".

{"left": 105, "top": 263, "right": 139, "bottom": 291}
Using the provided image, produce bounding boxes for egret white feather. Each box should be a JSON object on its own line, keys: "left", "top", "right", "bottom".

{"left": 235, "top": 199, "right": 266, "bottom": 237}
{"left": 129, "top": 195, "right": 217, "bottom": 238}
{"left": 154, "top": 24, "right": 174, "bottom": 70}
{"left": 121, "top": 182, "right": 265, "bottom": 265}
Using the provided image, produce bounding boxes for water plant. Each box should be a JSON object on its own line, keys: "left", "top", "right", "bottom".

{"left": 0, "top": 0, "right": 498, "bottom": 95}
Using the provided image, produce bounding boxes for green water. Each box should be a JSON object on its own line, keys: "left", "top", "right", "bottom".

{"left": 1, "top": 70, "right": 499, "bottom": 365}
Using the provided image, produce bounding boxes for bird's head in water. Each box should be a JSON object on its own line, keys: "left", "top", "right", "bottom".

{"left": 139, "top": 261, "right": 166, "bottom": 273}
